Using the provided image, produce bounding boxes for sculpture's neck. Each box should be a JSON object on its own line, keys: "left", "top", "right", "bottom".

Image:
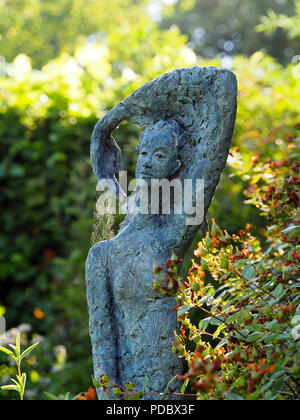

{"left": 131, "top": 212, "right": 161, "bottom": 231}
{"left": 129, "top": 184, "right": 174, "bottom": 228}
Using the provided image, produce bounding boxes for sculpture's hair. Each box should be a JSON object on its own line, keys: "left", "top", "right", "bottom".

{"left": 139, "top": 119, "right": 183, "bottom": 151}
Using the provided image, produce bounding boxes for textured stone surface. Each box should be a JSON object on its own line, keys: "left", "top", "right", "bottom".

{"left": 86, "top": 66, "right": 237, "bottom": 399}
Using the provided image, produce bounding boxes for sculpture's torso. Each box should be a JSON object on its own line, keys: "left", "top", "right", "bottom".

{"left": 87, "top": 217, "right": 183, "bottom": 399}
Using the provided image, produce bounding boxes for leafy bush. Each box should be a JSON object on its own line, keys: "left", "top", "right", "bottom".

{"left": 153, "top": 125, "right": 300, "bottom": 400}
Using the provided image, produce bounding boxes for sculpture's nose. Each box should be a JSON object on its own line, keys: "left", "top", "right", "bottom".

{"left": 143, "top": 160, "right": 152, "bottom": 169}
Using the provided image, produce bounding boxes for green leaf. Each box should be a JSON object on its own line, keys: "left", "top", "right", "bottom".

{"left": 269, "top": 370, "right": 286, "bottom": 382}
{"left": 213, "top": 324, "right": 226, "bottom": 338}
{"left": 181, "top": 378, "right": 189, "bottom": 394}
{"left": 44, "top": 392, "right": 61, "bottom": 400}
{"left": 272, "top": 377, "right": 285, "bottom": 393}
{"left": 164, "top": 375, "right": 177, "bottom": 393}
{"left": 246, "top": 390, "right": 261, "bottom": 400}
{"left": 142, "top": 376, "right": 148, "bottom": 392}
{"left": 64, "top": 392, "right": 70, "bottom": 400}
{"left": 0, "top": 346, "right": 16, "bottom": 359}
{"left": 1, "top": 385, "right": 20, "bottom": 392}
{"left": 178, "top": 305, "right": 190, "bottom": 316}
{"left": 266, "top": 320, "right": 281, "bottom": 331}
{"left": 263, "top": 332, "right": 280, "bottom": 343}
{"left": 128, "top": 391, "right": 143, "bottom": 400}
{"left": 20, "top": 373, "right": 26, "bottom": 390}
{"left": 161, "top": 376, "right": 177, "bottom": 400}
{"left": 91, "top": 375, "right": 100, "bottom": 389}
{"left": 281, "top": 225, "right": 300, "bottom": 234}
{"left": 198, "top": 317, "right": 211, "bottom": 331}
{"left": 277, "top": 332, "right": 292, "bottom": 340}
{"left": 210, "top": 316, "right": 225, "bottom": 326}
{"left": 242, "top": 264, "right": 256, "bottom": 281}
{"left": 198, "top": 295, "right": 210, "bottom": 305}
{"left": 211, "top": 304, "right": 219, "bottom": 314}
{"left": 224, "top": 392, "right": 244, "bottom": 400}
{"left": 20, "top": 342, "right": 39, "bottom": 361}
{"left": 234, "top": 259, "right": 250, "bottom": 269}
{"left": 8, "top": 344, "right": 17, "bottom": 353}
{"left": 247, "top": 332, "right": 264, "bottom": 343}
{"left": 10, "top": 378, "right": 21, "bottom": 387}
{"left": 273, "top": 284, "right": 284, "bottom": 298}
{"left": 227, "top": 312, "right": 241, "bottom": 323}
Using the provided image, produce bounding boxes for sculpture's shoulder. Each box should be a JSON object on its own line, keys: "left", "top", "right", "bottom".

{"left": 86, "top": 240, "right": 110, "bottom": 275}
{"left": 85, "top": 241, "right": 112, "bottom": 307}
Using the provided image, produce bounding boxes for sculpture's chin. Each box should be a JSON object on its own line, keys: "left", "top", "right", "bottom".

{"left": 136, "top": 175, "right": 153, "bottom": 184}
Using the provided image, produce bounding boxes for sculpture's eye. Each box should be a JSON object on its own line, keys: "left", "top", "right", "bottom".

{"left": 156, "top": 153, "right": 166, "bottom": 159}
{"left": 140, "top": 151, "right": 147, "bottom": 156}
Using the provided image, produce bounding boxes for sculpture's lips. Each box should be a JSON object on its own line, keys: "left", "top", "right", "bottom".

{"left": 139, "top": 172, "right": 153, "bottom": 178}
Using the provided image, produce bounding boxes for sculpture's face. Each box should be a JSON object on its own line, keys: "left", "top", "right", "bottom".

{"left": 136, "top": 131, "right": 181, "bottom": 183}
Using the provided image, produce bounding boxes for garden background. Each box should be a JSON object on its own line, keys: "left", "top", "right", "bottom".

{"left": 0, "top": 0, "right": 299, "bottom": 400}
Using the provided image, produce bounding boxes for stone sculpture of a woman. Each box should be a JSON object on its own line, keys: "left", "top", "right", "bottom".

{"left": 86, "top": 66, "right": 237, "bottom": 399}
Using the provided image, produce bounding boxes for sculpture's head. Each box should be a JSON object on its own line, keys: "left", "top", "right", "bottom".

{"left": 136, "top": 120, "right": 182, "bottom": 183}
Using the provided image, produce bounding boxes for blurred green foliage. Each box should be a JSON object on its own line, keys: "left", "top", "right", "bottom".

{"left": 257, "top": 0, "right": 300, "bottom": 40}
{"left": 0, "top": 0, "right": 299, "bottom": 400}
{"left": 1, "top": 0, "right": 298, "bottom": 69}
{"left": 0, "top": 0, "right": 152, "bottom": 68}
{"left": 161, "top": 0, "right": 298, "bottom": 64}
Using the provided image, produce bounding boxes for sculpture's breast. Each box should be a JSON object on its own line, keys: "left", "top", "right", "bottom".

{"left": 108, "top": 230, "right": 160, "bottom": 303}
